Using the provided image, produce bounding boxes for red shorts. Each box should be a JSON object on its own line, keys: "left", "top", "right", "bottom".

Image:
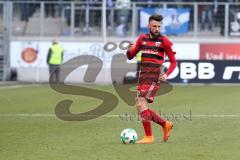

{"left": 137, "top": 82, "right": 160, "bottom": 103}
{"left": 137, "top": 62, "right": 162, "bottom": 103}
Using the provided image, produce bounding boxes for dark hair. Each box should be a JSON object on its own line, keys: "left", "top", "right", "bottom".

{"left": 148, "top": 14, "right": 163, "bottom": 23}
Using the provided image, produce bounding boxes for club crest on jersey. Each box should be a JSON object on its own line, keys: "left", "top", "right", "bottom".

{"left": 155, "top": 42, "right": 161, "bottom": 47}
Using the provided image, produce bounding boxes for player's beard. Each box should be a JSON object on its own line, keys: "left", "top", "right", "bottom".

{"left": 150, "top": 30, "right": 160, "bottom": 38}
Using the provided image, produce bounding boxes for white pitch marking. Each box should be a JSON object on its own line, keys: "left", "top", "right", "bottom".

{"left": 0, "top": 84, "right": 41, "bottom": 90}
{"left": 0, "top": 114, "right": 240, "bottom": 118}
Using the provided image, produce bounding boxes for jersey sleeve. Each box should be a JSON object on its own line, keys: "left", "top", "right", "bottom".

{"left": 163, "top": 37, "right": 177, "bottom": 77}
{"left": 126, "top": 35, "right": 142, "bottom": 60}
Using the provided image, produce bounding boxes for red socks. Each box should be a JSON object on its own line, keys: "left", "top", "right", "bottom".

{"left": 148, "top": 108, "right": 166, "bottom": 127}
{"left": 140, "top": 109, "right": 166, "bottom": 136}
{"left": 140, "top": 110, "right": 152, "bottom": 136}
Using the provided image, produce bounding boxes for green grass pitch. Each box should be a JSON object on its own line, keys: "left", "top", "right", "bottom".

{"left": 0, "top": 84, "right": 240, "bottom": 160}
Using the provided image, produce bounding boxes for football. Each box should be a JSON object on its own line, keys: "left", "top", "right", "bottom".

{"left": 120, "top": 128, "right": 138, "bottom": 144}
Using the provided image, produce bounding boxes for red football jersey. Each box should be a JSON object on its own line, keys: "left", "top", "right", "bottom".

{"left": 126, "top": 34, "right": 177, "bottom": 76}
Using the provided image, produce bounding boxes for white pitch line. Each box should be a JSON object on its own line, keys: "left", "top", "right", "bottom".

{"left": 0, "top": 114, "right": 240, "bottom": 118}
{"left": 0, "top": 85, "right": 26, "bottom": 90}
{"left": 0, "top": 113, "right": 56, "bottom": 117}
{"left": 192, "top": 114, "right": 240, "bottom": 117}
{"left": 0, "top": 84, "right": 41, "bottom": 90}
{"left": 0, "top": 114, "right": 119, "bottom": 117}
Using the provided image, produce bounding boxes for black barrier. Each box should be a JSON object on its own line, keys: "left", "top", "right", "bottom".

{"left": 167, "top": 60, "right": 240, "bottom": 83}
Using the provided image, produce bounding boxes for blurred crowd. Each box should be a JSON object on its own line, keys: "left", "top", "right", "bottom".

{"left": 13, "top": 0, "right": 240, "bottom": 36}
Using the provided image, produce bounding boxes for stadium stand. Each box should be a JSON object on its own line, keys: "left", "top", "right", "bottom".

{"left": 0, "top": 0, "right": 240, "bottom": 82}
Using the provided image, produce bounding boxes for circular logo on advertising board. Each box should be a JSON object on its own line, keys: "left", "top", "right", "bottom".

{"left": 21, "top": 47, "right": 37, "bottom": 63}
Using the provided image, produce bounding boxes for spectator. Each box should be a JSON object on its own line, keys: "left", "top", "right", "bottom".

{"left": 115, "top": 0, "right": 131, "bottom": 36}
{"left": 45, "top": 0, "right": 56, "bottom": 17}
{"left": 56, "top": 0, "right": 64, "bottom": 17}
{"left": 20, "top": 0, "right": 30, "bottom": 22}
{"left": 200, "top": 0, "right": 217, "bottom": 31}
{"left": 20, "top": 0, "right": 36, "bottom": 22}
{"left": 107, "top": 0, "right": 114, "bottom": 31}
{"left": 47, "top": 40, "right": 64, "bottom": 84}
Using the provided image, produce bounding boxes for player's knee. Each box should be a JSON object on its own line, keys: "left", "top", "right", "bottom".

{"left": 137, "top": 105, "right": 147, "bottom": 113}
{"left": 135, "top": 97, "right": 144, "bottom": 106}
{"left": 135, "top": 97, "right": 147, "bottom": 113}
